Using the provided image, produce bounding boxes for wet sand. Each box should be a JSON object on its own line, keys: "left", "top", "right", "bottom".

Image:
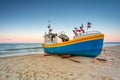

{"left": 0, "top": 46, "right": 120, "bottom": 80}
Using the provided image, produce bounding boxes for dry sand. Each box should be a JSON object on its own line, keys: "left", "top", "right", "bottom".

{"left": 0, "top": 46, "right": 120, "bottom": 80}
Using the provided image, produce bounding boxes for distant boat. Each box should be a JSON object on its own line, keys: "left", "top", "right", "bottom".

{"left": 42, "top": 22, "right": 104, "bottom": 57}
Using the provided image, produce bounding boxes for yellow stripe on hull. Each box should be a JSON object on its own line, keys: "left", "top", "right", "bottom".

{"left": 43, "top": 34, "right": 104, "bottom": 48}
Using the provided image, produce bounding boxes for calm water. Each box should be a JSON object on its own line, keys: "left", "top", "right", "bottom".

{"left": 103, "top": 42, "right": 120, "bottom": 47}
{"left": 0, "top": 43, "right": 43, "bottom": 57}
{"left": 0, "top": 42, "right": 120, "bottom": 57}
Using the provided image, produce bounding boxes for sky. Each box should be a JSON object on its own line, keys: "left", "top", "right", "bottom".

{"left": 0, "top": 0, "right": 120, "bottom": 43}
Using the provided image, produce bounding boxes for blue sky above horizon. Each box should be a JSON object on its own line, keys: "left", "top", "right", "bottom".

{"left": 0, "top": 0, "right": 120, "bottom": 43}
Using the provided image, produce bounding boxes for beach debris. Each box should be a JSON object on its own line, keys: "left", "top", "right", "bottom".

{"left": 67, "top": 58, "right": 81, "bottom": 63}
{"left": 59, "top": 55, "right": 71, "bottom": 59}
{"left": 93, "top": 58, "right": 107, "bottom": 63}
{"left": 44, "top": 54, "right": 54, "bottom": 56}
{"left": 96, "top": 58, "right": 107, "bottom": 62}
{"left": 60, "top": 55, "right": 81, "bottom": 63}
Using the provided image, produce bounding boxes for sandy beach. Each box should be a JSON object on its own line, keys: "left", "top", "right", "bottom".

{"left": 0, "top": 46, "right": 120, "bottom": 80}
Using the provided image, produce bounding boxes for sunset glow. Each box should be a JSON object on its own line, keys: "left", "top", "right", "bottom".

{"left": 0, "top": 0, "right": 120, "bottom": 43}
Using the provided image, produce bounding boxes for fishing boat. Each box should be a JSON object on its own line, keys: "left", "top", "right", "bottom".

{"left": 42, "top": 22, "right": 104, "bottom": 57}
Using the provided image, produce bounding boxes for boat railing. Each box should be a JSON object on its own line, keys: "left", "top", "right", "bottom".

{"left": 73, "top": 31, "right": 101, "bottom": 39}
{"left": 85, "top": 31, "right": 101, "bottom": 34}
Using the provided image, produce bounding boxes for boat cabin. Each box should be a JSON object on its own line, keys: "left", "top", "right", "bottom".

{"left": 44, "top": 22, "right": 69, "bottom": 44}
{"left": 44, "top": 32, "right": 57, "bottom": 44}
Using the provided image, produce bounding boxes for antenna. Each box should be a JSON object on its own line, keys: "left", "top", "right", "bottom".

{"left": 48, "top": 20, "right": 50, "bottom": 24}
{"left": 48, "top": 20, "right": 51, "bottom": 28}
{"left": 48, "top": 20, "right": 52, "bottom": 33}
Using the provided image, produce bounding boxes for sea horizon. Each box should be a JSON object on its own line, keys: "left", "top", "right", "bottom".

{"left": 0, "top": 42, "right": 120, "bottom": 57}
{"left": 0, "top": 42, "right": 120, "bottom": 44}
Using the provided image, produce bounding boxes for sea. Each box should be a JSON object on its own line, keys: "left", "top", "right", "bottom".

{"left": 0, "top": 42, "right": 120, "bottom": 57}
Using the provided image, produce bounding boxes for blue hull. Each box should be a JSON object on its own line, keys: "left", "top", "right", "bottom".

{"left": 44, "top": 39, "right": 103, "bottom": 57}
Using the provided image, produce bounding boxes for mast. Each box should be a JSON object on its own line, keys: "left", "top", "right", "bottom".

{"left": 44, "top": 21, "right": 57, "bottom": 44}
{"left": 48, "top": 21, "right": 52, "bottom": 34}
{"left": 48, "top": 21, "right": 52, "bottom": 42}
